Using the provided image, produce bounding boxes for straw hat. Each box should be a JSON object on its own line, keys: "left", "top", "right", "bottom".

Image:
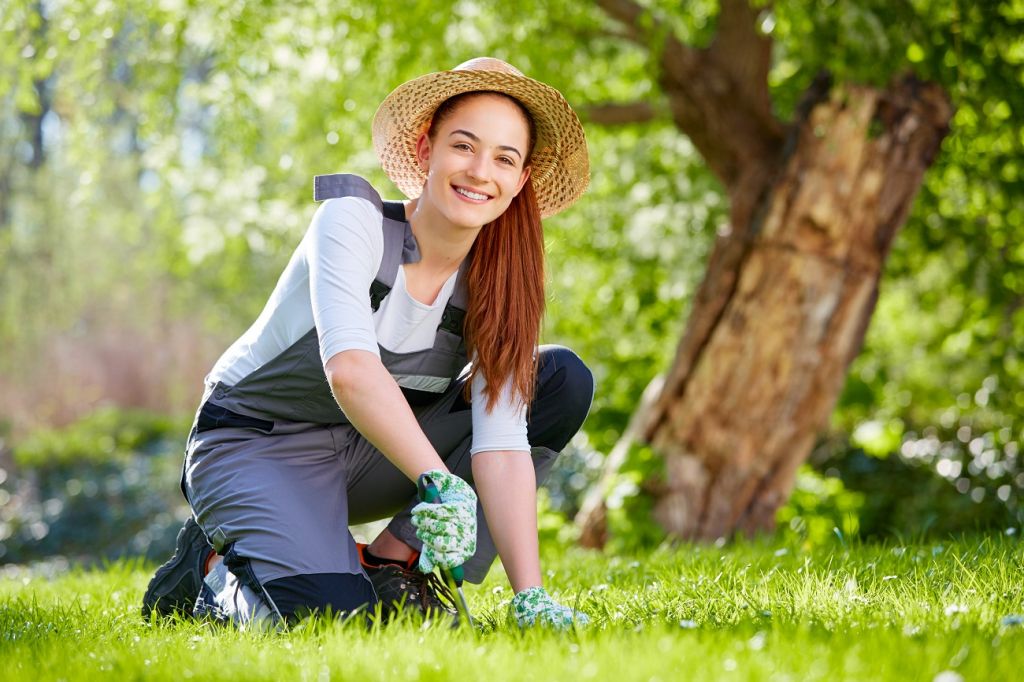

{"left": 372, "top": 57, "right": 589, "bottom": 219}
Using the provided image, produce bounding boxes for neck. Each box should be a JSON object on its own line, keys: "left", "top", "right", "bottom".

{"left": 405, "top": 197, "right": 480, "bottom": 275}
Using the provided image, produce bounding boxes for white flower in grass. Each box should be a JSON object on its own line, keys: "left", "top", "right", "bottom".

{"left": 944, "top": 604, "right": 968, "bottom": 616}
{"left": 933, "top": 672, "right": 964, "bottom": 682}
{"left": 902, "top": 624, "right": 923, "bottom": 637}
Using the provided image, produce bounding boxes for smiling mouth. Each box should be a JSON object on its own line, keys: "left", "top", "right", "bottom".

{"left": 453, "top": 185, "right": 492, "bottom": 202}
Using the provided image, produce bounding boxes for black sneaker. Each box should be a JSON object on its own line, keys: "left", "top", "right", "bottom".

{"left": 141, "top": 516, "right": 213, "bottom": 618}
{"left": 356, "top": 542, "right": 458, "bottom": 622}
{"left": 366, "top": 563, "right": 460, "bottom": 623}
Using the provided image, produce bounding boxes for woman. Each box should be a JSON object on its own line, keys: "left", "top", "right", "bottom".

{"left": 141, "top": 57, "right": 593, "bottom": 629}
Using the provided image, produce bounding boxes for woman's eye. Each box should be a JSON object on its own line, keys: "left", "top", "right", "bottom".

{"left": 454, "top": 142, "right": 472, "bottom": 151}
{"left": 498, "top": 156, "right": 515, "bottom": 166}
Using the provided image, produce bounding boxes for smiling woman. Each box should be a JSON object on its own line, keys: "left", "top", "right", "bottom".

{"left": 140, "top": 58, "right": 595, "bottom": 630}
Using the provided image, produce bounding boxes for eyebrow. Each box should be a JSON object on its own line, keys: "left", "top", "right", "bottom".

{"left": 449, "top": 129, "right": 523, "bottom": 160}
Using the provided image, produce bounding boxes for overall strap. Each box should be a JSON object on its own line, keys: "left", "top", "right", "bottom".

{"left": 438, "top": 257, "right": 471, "bottom": 337}
{"left": 313, "top": 173, "right": 419, "bottom": 312}
{"left": 313, "top": 173, "right": 383, "bottom": 206}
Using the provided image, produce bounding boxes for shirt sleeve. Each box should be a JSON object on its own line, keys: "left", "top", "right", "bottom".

{"left": 306, "top": 196, "right": 384, "bottom": 366}
{"left": 470, "top": 371, "right": 530, "bottom": 454}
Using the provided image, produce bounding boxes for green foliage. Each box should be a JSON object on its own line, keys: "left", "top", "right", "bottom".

{"left": 825, "top": 0, "right": 1024, "bottom": 499}
{"left": 540, "top": 434, "right": 605, "bottom": 518}
{"left": 776, "top": 466, "right": 865, "bottom": 548}
{"left": 2, "top": 538, "right": 1023, "bottom": 680}
{"left": 544, "top": 121, "right": 724, "bottom": 454}
{"left": 13, "top": 407, "right": 188, "bottom": 467}
{"left": 1, "top": 0, "right": 1022, "bottom": 540}
{"left": 536, "top": 487, "right": 582, "bottom": 549}
{"left": 812, "top": 431, "right": 1023, "bottom": 540}
{"left": 602, "top": 443, "right": 668, "bottom": 552}
{"left": 1, "top": 409, "right": 190, "bottom": 563}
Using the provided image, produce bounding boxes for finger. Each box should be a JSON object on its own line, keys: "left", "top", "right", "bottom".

{"left": 412, "top": 502, "right": 474, "bottom": 522}
{"left": 430, "top": 549, "right": 471, "bottom": 569}
{"left": 418, "top": 530, "right": 475, "bottom": 556}
{"left": 419, "top": 533, "right": 474, "bottom": 556}
{"left": 413, "top": 513, "right": 476, "bottom": 536}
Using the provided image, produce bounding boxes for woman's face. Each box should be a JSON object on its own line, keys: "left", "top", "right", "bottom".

{"left": 416, "top": 93, "right": 532, "bottom": 230}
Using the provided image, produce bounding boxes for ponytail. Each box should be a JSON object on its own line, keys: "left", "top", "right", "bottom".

{"left": 463, "top": 178, "right": 545, "bottom": 410}
{"left": 426, "top": 91, "right": 544, "bottom": 410}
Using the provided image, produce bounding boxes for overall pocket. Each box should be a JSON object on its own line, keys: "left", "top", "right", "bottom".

{"left": 196, "top": 402, "right": 275, "bottom": 434}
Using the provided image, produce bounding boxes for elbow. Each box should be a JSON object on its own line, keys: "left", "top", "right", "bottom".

{"left": 325, "top": 350, "right": 378, "bottom": 403}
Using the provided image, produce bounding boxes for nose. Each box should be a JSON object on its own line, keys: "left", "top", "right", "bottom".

{"left": 466, "top": 152, "right": 491, "bottom": 183}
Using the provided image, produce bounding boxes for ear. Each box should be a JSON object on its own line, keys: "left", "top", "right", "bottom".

{"left": 415, "top": 133, "right": 431, "bottom": 172}
{"left": 513, "top": 164, "right": 532, "bottom": 196}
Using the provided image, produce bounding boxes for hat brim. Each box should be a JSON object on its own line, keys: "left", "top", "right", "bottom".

{"left": 372, "top": 69, "right": 589, "bottom": 219}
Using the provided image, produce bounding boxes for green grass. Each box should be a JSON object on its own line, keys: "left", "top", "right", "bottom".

{"left": 2, "top": 535, "right": 1021, "bottom": 681}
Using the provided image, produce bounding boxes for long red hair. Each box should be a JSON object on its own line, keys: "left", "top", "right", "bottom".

{"left": 428, "top": 93, "right": 545, "bottom": 410}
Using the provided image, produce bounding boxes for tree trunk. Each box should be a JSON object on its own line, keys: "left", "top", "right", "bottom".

{"left": 578, "top": 75, "right": 952, "bottom": 545}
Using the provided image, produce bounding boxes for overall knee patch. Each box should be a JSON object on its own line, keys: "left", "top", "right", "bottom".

{"left": 263, "top": 573, "right": 378, "bottom": 622}
{"left": 528, "top": 346, "right": 594, "bottom": 452}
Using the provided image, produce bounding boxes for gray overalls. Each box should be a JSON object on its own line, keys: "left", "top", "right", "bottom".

{"left": 182, "top": 174, "right": 594, "bottom": 619}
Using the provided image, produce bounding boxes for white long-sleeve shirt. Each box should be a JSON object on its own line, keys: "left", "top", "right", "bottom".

{"left": 207, "top": 196, "right": 529, "bottom": 454}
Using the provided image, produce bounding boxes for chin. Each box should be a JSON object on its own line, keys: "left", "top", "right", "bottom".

{"left": 447, "top": 205, "right": 503, "bottom": 229}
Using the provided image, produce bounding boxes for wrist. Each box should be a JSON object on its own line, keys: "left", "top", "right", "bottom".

{"left": 510, "top": 585, "right": 549, "bottom": 612}
{"left": 513, "top": 584, "right": 544, "bottom": 597}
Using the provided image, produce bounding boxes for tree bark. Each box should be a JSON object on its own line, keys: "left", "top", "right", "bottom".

{"left": 577, "top": 71, "right": 952, "bottom": 544}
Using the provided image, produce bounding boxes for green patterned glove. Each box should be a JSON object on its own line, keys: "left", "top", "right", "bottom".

{"left": 411, "top": 470, "right": 478, "bottom": 573}
{"left": 511, "top": 586, "right": 590, "bottom": 629}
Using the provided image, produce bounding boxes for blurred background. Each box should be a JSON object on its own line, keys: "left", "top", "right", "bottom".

{"left": 1, "top": 0, "right": 1021, "bottom": 566}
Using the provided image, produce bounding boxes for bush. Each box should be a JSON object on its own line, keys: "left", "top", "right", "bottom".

{"left": 776, "top": 467, "right": 865, "bottom": 548}
{"left": 811, "top": 438, "right": 1019, "bottom": 540}
{"left": 541, "top": 425, "right": 1019, "bottom": 551}
{"left": 543, "top": 437, "right": 666, "bottom": 553}
{"left": 0, "top": 408, "right": 192, "bottom": 564}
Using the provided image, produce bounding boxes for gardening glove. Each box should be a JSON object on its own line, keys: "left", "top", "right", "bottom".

{"left": 511, "top": 586, "right": 590, "bottom": 630}
{"left": 410, "top": 469, "right": 478, "bottom": 573}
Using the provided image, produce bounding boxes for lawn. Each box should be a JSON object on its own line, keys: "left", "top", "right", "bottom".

{"left": 1, "top": 535, "right": 1020, "bottom": 681}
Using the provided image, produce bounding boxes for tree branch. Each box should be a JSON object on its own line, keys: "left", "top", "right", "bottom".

{"left": 593, "top": 0, "right": 784, "bottom": 224}
{"left": 593, "top": 0, "right": 654, "bottom": 45}
{"left": 583, "top": 100, "right": 659, "bottom": 125}
{"left": 707, "top": 0, "right": 777, "bottom": 135}
{"left": 594, "top": 0, "right": 701, "bottom": 70}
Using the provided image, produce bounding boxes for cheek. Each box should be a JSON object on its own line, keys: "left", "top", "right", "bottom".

{"left": 504, "top": 174, "right": 525, "bottom": 198}
{"left": 497, "top": 193, "right": 517, "bottom": 213}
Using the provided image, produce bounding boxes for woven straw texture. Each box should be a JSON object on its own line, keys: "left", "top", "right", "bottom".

{"left": 372, "top": 61, "right": 589, "bottom": 219}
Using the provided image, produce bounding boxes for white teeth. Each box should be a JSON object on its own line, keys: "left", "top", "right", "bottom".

{"left": 455, "top": 187, "right": 488, "bottom": 201}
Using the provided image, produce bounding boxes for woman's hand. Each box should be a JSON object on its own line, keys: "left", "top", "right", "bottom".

{"left": 511, "top": 586, "right": 589, "bottom": 629}
{"left": 411, "top": 469, "right": 478, "bottom": 572}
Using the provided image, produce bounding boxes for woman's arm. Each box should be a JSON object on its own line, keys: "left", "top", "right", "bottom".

{"left": 475, "top": 451, "right": 591, "bottom": 629}
{"left": 471, "top": 449, "right": 542, "bottom": 592}
{"left": 309, "top": 196, "right": 447, "bottom": 481}
{"left": 327, "top": 349, "right": 447, "bottom": 480}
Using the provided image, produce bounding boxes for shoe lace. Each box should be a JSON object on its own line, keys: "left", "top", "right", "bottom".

{"left": 399, "top": 567, "right": 459, "bottom": 613}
